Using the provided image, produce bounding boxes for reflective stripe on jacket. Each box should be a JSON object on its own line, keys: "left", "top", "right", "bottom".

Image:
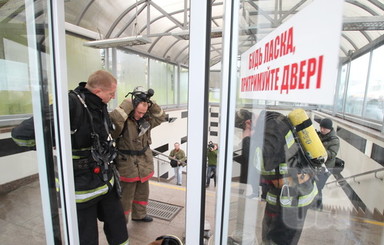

{"left": 12, "top": 138, "right": 35, "bottom": 147}
{"left": 266, "top": 182, "right": 318, "bottom": 207}
{"left": 261, "top": 128, "right": 318, "bottom": 208}
{"left": 75, "top": 176, "right": 114, "bottom": 203}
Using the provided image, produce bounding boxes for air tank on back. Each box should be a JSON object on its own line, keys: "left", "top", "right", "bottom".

{"left": 288, "top": 108, "right": 327, "bottom": 166}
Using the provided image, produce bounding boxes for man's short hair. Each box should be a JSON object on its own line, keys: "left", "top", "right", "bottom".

{"left": 86, "top": 70, "right": 117, "bottom": 90}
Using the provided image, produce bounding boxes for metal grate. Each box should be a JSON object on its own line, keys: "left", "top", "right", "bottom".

{"left": 147, "top": 199, "right": 183, "bottom": 221}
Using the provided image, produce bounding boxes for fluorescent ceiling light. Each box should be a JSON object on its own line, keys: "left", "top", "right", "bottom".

{"left": 84, "top": 36, "right": 151, "bottom": 48}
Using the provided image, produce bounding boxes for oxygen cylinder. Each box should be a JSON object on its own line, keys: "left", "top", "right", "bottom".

{"left": 288, "top": 108, "right": 327, "bottom": 165}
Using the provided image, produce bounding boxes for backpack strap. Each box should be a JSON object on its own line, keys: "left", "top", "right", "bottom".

{"left": 70, "top": 89, "right": 117, "bottom": 181}
{"left": 69, "top": 90, "right": 85, "bottom": 134}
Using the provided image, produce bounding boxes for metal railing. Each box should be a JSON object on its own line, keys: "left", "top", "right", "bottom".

{"left": 151, "top": 149, "right": 187, "bottom": 182}
{"left": 232, "top": 148, "right": 384, "bottom": 187}
{"left": 326, "top": 167, "right": 384, "bottom": 186}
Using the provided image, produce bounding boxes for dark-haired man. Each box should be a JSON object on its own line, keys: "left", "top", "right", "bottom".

{"left": 315, "top": 118, "right": 340, "bottom": 210}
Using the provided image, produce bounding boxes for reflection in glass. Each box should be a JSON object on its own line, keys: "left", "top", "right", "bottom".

{"left": 224, "top": 0, "right": 384, "bottom": 245}
{"left": 1, "top": 0, "right": 62, "bottom": 243}
{"left": 0, "top": 39, "right": 32, "bottom": 115}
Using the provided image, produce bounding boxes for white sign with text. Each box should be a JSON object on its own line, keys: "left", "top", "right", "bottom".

{"left": 239, "top": 0, "right": 344, "bottom": 105}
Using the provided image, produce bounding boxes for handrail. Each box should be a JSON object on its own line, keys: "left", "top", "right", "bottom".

{"left": 151, "top": 149, "right": 187, "bottom": 165}
{"left": 232, "top": 148, "right": 384, "bottom": 186}
{"left": 326, "top": 167, "right": 384, "bottom": 186}
{"left": 151, "top": 149, "right": 187, "bottom": 182}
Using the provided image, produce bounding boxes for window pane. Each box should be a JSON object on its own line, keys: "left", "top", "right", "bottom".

{"left": 364, "top": 45, "right": 384, "bottom": 122}
{"left": 336, "top": 64, "right": 348, "bottom": 113}
{"left": 116, "top": 51, "right": 147, "bottom": 103}
{"left": 209, "top": 71, "right": 221, "bottom": 103}
{"left": 345, "top": 53, "right": 369, "bottom": 117}
{"left": 149, "top": 59, "right": 174, "bottom": 105}
{"left": 166, "top": 63, "right": 176, "bottom": 105}
{"left": 0, "top": 39, "right": 32, "bottom": 115}
{"left": 66, "top": 35, "right": 103, "bottom": 90}
{"left": 180, "top": 67, "right": 188, "bottom": 104}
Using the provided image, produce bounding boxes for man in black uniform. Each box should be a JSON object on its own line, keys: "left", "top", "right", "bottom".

{"left": 12, "top": 70, "right": 129, "bottom": 245}
{"left": 260, "top": 111, "right": 318, "bottom": 245}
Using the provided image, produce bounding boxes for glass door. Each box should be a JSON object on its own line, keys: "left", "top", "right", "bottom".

{"left": 213, "top": 0, "right": 376, "bottom": 244}
{"left": 0, "top": 0, "right": 75, "bottom": 244}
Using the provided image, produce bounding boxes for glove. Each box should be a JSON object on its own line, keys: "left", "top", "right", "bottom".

{"left": 119, "top": 98, "right": 133, "bottom": 115}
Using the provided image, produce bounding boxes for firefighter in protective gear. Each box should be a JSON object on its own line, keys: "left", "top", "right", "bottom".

{"left": 315, "top": 118, "right": 340, "bottom": 210}
{"left": 110, "top": 89, "right": 166, "bottom": 222}
{"left": 11, "top": 70, "right": 129, "bottom": 245}
{"left": 258, "top": 111, "right": 318, "bottom": 245}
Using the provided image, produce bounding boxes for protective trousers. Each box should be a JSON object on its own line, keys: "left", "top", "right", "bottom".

{"left": 262, "top": 204, "right": 309, "bottom": 245}
{"left": 121, "top": 180, "right": 150, "bottom": 221}
{"left": 77, "top": 189, "right": 128, "bottom": 245}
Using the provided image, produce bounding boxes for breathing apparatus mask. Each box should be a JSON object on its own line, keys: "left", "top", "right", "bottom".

{"left": 125, "top": 86, "right": 154, "bottom": 108}
{"left": 91, "top": 133, "right": 117, "bottom": 164}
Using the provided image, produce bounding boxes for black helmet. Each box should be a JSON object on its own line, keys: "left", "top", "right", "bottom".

{"left": 155, "top": 235, "right": 183, "bottom": 245}
{"left": 320, "top": 118, "right": 333, "bottom": 130}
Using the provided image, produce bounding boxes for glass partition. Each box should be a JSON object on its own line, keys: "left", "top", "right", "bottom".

{"left": 0, "top": 0, "right": 64, "bottom": 244}
{"left": 115, "top": 50, "right": 148, "bottom": 103}
{"left": 149, "top": 60, "right": 175, "bottom": 105}
{"left": 180, "top": 67, "right": 189, "bottom": 105}
{"left": 218, "top": 0, "right": 384, "bottom": 244}
{"left": 0, "top": 39, "right": 33, "bottom": 115}
{"left": 336, "top": 64, "right": 348, "bottom": 114}
{"left": 364, "top": 45, "right": 384, "bottom": 122}
{"left": 66, "top": 35, "right": 103, "bottom": 89}
{"left": 345, "top": 53, "right": 369, "bottom": 118}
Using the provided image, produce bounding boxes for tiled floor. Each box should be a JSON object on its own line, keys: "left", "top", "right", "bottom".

{"left": 0, "top": 174, "right": 214, "bottom": 245}
{"left": 1, "top": 174, "right": 383, "bottom": 245}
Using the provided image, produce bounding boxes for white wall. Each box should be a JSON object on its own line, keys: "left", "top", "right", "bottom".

{"left": 0, "top": 151, "right": 38, "bottom": 185}
{"left": 151, "top": 109, "right": 188, "bottom": 180}
{"left": 0, "top": 132, "right": 38, "bottom": 185}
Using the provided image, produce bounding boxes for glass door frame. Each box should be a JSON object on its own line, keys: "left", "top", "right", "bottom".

{"left": 25, "top": 0, "right": 79, "bottom": 243}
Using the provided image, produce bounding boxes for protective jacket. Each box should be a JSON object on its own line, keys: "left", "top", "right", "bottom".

{"left": 12, "top": 83, "right": 118, "bottom": 206}
{"left": 70, "top": 83, "right": 119, "bottom": 206}
{"left": 110, "top": 100, "right": 166, "bottom": 182}
{"left": 318, "top": 128, "right": 340, "bottom": 169}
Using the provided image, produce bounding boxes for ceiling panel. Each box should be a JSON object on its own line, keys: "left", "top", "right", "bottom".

{"left": 2, "top": 0, "right": 384, "bottom": 67}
